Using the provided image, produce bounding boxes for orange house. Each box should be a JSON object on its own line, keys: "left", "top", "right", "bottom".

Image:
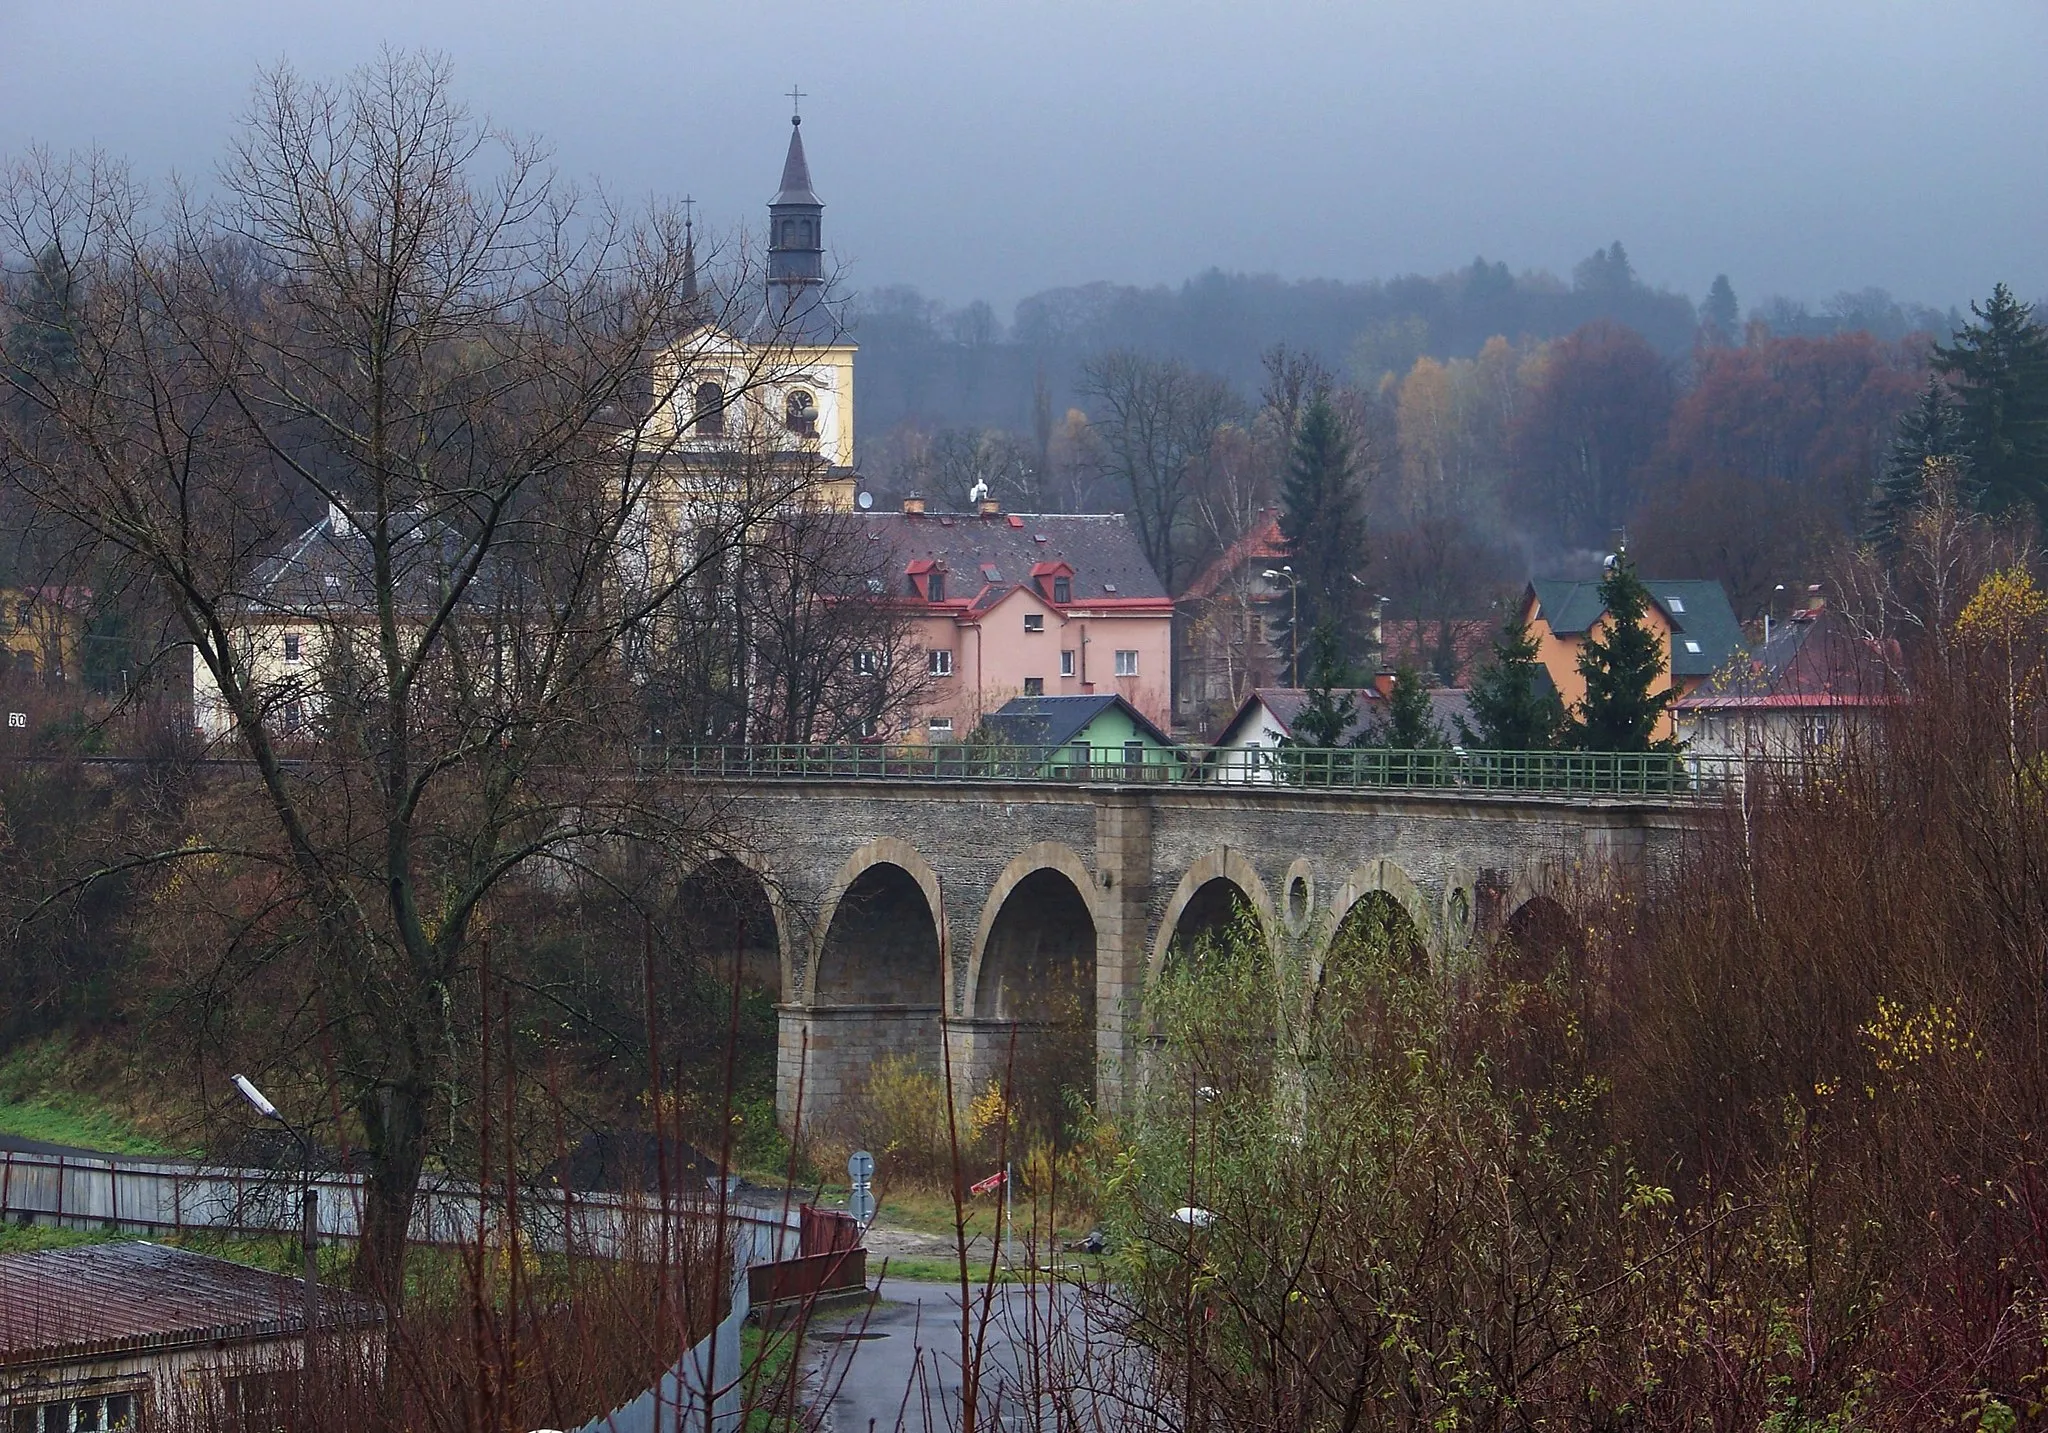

{"left": 1520, "top": 578, "right": 1744, "bottom": 741}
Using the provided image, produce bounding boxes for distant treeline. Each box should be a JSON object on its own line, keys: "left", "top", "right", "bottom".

{"left": 847, "top": 242, "right": 1961, "bottom": 437}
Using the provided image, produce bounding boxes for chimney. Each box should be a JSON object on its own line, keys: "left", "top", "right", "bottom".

{"left": 901, "top": 494, "right": 926, "bottom": 516}
{"left": 1371, "top": 669, "right": 1397, "bottom": 700}
{"left": 977, "top": 498, "right": 1001, "bottom": 517}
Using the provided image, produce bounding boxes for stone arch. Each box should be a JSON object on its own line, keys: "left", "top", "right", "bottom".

{"left": 809, "top": 838, "right": 944, "bottom": 1006}
{"left": 1317, "top": 859, "right": 1433, "bottom": 981}
{"left": 1500, "top": 892, "right": 1583, "bottom": 980}
{"left": 675, "top": 850, "right": 793, "bottom": 998}
{"left": 1148, "top": 848, "right": 1278, "bottom": 986}
{"left": 964, "top": 843, "right": 1099, "bottom": 1018}
{"left": 960, "top": 845, "right": 1100, "bottom": 1120}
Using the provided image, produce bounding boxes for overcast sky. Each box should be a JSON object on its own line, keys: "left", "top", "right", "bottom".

{"left": 5, "top": 0, "right": 2043, "bottom": 316}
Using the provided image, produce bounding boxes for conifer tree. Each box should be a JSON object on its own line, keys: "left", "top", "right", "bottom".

{"left": 1700, "top": 274, "right": 1739, "bottom": 347}
{"left": 1868, "top": 377, "right": 1967, "bottom": 545}
{"left": 1931, "top": 283, "right": 2048, "bottom": 521}
{"left": 1378, "top": 664, "right": 1446, "bottom": 749}
{"left": 1458, "top": 614, "right": 1566, "bottom": 750}
{"left": 1284, "top": 621, "right": 1361, "bottom": 750}
{"left": 1278, "top": 395, "right": 1365, "bottom": 670}
{"left": 1568, "top": 556, "right": 1677, "bottom": 753}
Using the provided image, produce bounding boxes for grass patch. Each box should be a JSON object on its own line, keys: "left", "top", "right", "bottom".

{"left": 0, "top": 1039, "right": 193, "bottom": 1156}
{"left": 0, "top": 1222, "right": 130, "bottom": 1255}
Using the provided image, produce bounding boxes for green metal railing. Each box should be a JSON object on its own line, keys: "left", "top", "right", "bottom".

{"left": 637, "top": 743, "right": 1783, "bottom": 797}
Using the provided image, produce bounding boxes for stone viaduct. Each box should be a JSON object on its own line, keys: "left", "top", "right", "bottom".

{"left": 673, "top": 776, "right": 1703, "bottom": 1127}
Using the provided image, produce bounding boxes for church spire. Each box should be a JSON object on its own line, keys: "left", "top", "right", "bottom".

{"left": 767, "top": 95, "right": 824, "bottom": 289}
{"left": 680, "top": 200, "right": 699, "bottom": 308}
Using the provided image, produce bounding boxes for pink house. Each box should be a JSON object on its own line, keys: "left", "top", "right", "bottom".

{"left": 863, "top": 502, "right": 1173, "bottom": 741}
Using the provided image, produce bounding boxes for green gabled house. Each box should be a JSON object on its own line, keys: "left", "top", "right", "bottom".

{"left": 975, "top": 694, "right": 1182, "bottom": 778}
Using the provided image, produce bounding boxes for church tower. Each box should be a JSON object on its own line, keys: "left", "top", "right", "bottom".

{"left": 767, "top": 110, "right": 824, "bottom": 291}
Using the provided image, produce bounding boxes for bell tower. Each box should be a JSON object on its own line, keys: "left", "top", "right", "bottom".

{"left": 767, "top": 90, "right": 824, "bottom": 291}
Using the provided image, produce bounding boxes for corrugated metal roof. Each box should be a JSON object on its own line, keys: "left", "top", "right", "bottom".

{"left": 0, "top": 1241, "right": 379, "bottom": 1368}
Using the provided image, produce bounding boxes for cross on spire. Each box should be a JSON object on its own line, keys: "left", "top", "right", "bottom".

{"left": 681, "top": 195, "right": 694, "bottom": 236}
{"left": 788, "top": 85, "right": 806, "bottom": 121}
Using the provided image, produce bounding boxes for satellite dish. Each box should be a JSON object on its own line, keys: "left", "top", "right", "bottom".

{"left": 1602, "top": 553, "right": 1619, "bottom": 575}
{"left": 967, "top": 478, "right": 990, "bottom": 504}
{"left": 856, "top": 491, "right": 874, "bottom": 510}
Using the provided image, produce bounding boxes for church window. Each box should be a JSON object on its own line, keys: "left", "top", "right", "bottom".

{"left": 780, "top": 219, "right": 795, "bottom": 247}
{"left": 785, "top": 389, "right": 818, "bottom": 437}
{"left": 693, "top": 382, "right": 726, "bottom": 437}
{"left": 800, "top": 219, "right": 814, "bottom": 246}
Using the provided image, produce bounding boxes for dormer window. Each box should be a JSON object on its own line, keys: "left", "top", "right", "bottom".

{"left": 1052, "top": 576, "right": 1071, "bottom": 604}
{"left": 927, "top": 570, "right": 945, "bottom": 603}
{"left": 785, "top": 389, "right": 817, "bottom": 437}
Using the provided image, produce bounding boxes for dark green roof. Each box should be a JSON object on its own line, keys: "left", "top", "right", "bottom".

{"left": 1529, "top": 578, "right": 1745, "bottom": 678}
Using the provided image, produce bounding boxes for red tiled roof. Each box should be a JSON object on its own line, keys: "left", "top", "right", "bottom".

{"left": 1378, "top": 619, "right": 1493, "bottom": 685}
{"left": 0, "top": 1241, "right": 380, "bottom": 1367}
{"left": 1179, "top": 515, "right": 1286, "bottom": 602}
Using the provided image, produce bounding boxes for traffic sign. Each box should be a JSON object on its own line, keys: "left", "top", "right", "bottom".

{"left": 970, "top": 1169, "right": 1007, "bottom": 1196}
{"left": 848, "top": 1186, "right": 877, "bottom": 1225}
{"left": 847, "top": 1149, "right": 875, "bottom": 1183}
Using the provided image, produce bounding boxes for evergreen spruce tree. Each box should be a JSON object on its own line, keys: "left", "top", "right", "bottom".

{"left": 1700, "top": 274, "right": 1739, "bottom": 348}
{"left": 1568, "top": 556, "right": 1677, "bottom": 753}
{"left": 1458, "top": 614, "right": 1566, "bottom": 750}
{"left": 1931, "top": 283, "right": 2048, "bottom": 521}
{"left": 1378, "top": 664, "right": 1446, "bottom": 749}
{"left": 1277, "top": 395, "right": 1366, "bottom": 676}
{"left": 1284, "top": 622, "right": 1361, "bottom": 749}
{"left": 1868, "top": 377, "right": 1967, "bottom": 545}
{"left": 5, "top": 244, "right": 80, "bottom": 394}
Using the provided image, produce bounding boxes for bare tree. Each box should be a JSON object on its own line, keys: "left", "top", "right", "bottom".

{"left": 0, "top": 53, "right": 835, "bottom": 1299}
{"left": 1079, "top": 350, "right": 1241, "bottom": 592}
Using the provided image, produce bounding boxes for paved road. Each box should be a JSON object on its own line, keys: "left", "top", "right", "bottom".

{"left": 800, "top": 1278, "right": 1148, "bottom": 1433}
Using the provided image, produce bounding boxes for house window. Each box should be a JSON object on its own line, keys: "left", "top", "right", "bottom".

{"left": 1060, "top": 649, "right": 1075, "bottom": 677}
{"left": 1665, "top": 596, "right": 1686, "bottom": 613}
{"left": 928, "top": 649, "right": 954, "bottom": 677}
{"left": 1024, "top": 677, "right": 1044, "bottom": 696}
{"left": 693, "top": 382, "right": 726, "bottom": 437}
{"left": 784, "top": 389, "right": 818, "bottom": 437}
{"left": 17, "top": 1394, "right": 136, "bottom": 1432}
{"left": 13, "top": 602, "right": 30, "bottom": 631}
{"left": 1683, "top": 640, "right": 1702, "bottom": 654}
{"left": 1052, "top": 576, "right": 1071, "bottom": 604}
{"left": 928, "top": 716, "right": 954, "bottom": 739}
{"left": 1114, "top": 649, "right": 1139, "bottom": 677}
{"left": 1024, "top": 613, "right": 1044, "bottom": 634}
{"left": 927, "top": 571, "right": 946, "bottom": 603}
{"left": 854, "top": 650, "right": 879, "bottom": 676}
{"left": 858, "top": 717, "right": 878, "bottom": 739}
{"left": 1069, "top": 740, "right": 1091, "bottom": 773}
{"left": 284, "top": 632, "right": 302, "bottom": 663}
{"left": 282, "top": 699, "right": 304, "bottom": 733}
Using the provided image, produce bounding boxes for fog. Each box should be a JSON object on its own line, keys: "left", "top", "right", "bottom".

{"left": 5, "top": 0, "right": 2043, "bottom": 314}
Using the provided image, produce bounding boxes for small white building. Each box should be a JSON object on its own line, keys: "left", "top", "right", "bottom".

{"left": 1205, "top": 684, "right": 1473, "bottom": 784}
{"left": 1, "top": 1241, "right": 380, "bottom": 1430}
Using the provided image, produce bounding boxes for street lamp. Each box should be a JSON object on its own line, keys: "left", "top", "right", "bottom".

{"left": 1261, "top": 566, "right": 1299, "bottom": 686}
{"left": 233, "top": 1074, "right": 320, "bottom": 1379}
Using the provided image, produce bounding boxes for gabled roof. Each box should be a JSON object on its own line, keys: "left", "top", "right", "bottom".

{"left": 865, "top": 511, "right": 1169, "bottom": 612}
{"left": 981, "top": 693, "right": 1174, "bottom": 750}
{"left": 1678, "top": 607, "right": 1896, "bottom": 710}
{"left": 1179, "top": 514, "right": 1286, "bottom": 601}
{"left": 1213, "top": 686, "right": 1474, "bottom": 749}
{"left": 1527, "top": 577, "right": 1744, "bottom": 678}
{"left": 0, "top": 1241, "right": 381, "bottom": 1367}
{"left": 244, "top": 503, "right": 494, "bottom": 619}
{"left": 1380, "top": 619, "right": 1493, "bottom": 685}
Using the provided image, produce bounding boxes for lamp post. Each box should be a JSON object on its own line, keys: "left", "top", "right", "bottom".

{"left": 233, "top": 1074, "right": 319, "bottom": 1380}
{"left": 1261, "top": 566, "right": 1299, "bottom": 686}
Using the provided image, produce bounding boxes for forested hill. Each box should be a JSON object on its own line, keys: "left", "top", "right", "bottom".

{"left": 847, "top": 245, "right": 1959, "bottom": 438}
